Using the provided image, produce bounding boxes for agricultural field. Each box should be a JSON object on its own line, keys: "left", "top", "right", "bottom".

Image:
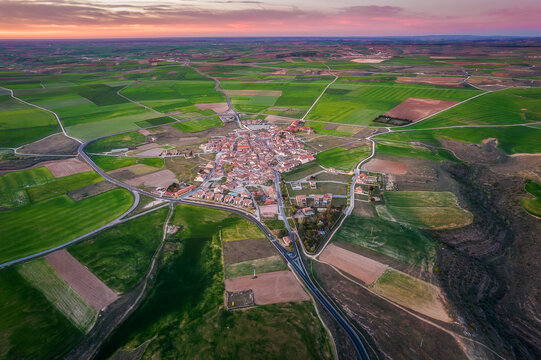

{"left": 306, "top": 82, "right": 480, "bottom": 125}
{"left": 0, "top": 188, "right": 133, "bottom": 264}
{"left": 306, "top": 121, "right": 362, "bottom": 137}
{"left": 0, "top": 267, "right": 83, "bottom": 359}
{"left": 225, "top": 254, "right": 287, "bottom": 278}
{"left": 0, "top": 166, "right": 56, "bottom": 208}
{"left": 90, "top": 155, "right": 164, "bottom": 172}
{"left": 408, "top": 88, "right": 541, "bottom": 128}
{"left": 221, "top": 80, "right": 327, "bottom": 113}
{"left": 119, "top": 73, "right": 225, "bottom": 115}
{"left": 26, "top": 171, "right": 103, "bottom": 203}
{"left": 69, "top": 208, "right": 168, "bottom": 293}
{"left": 521, "top": 181, "right": 541, "bottom": 218}
{"left": 334, "top": 215, "right": 437, "bottom": 271}
{"left": 13, "top": 84, "right": 161, "bottom": 140}
{"left": 97, "top": 204, "right": 331, "bottom": 359}
{"left": 17, "top": 259, "right": 97, "bottom": 331}
{"left": 170, "top": 116, "right": 223, "bottom": 133}
{"left": 316, "top": 144, "right": 371, "bottom": 171}
{"left": 282, "top": 161, "right": 323, "bottom": 181}
{"left": 375, "top": 140, "right": 460, "bottom": 162}
{"left": 86, "top": 131, "right": 146, "bottom": 153}
{"left": 377, "top": 125, "right": 541, "bottom": 154}
{"left": 371, "top": 269, "right": 451, "bottom": 322}
{"left": 221, "top": 216, "right": 265, "bottom": 241}
{"left": 0, "top": 94, "right": 59, "bottom": 147}
{"left": 383, "top": 191, "right": 473, "bottom": 229}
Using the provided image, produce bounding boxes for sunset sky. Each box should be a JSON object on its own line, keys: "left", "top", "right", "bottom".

{"left": 1, "top": 0, "right": 540, "bottom": 39}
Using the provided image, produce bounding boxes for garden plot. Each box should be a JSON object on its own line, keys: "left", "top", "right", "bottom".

{"left": 44, "top": 158, "right": 92, "bottom": 177}
{"left": 225, "top": 271, "right": 309, "bottom": 305}
{"left": 362, "top": 158, "right": 408, "bottom": 174}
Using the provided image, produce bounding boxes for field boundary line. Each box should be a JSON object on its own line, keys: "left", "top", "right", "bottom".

{"left": 301, "top": 63, "right": 338, "bottom": 121}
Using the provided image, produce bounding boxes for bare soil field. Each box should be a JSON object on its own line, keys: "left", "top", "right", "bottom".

{"left": 351, "top": 58, "right": 388, "bottom": 63}
{"left": 265, "top": 115, "right": 296, "bottom": 123}
{"left": 67, "top": 181, "right": 117, "bottom": 201}
{"left": 335, "top": 241, "right": 435, "bottom": 284}
{"left": 320, "top": 243, "right": 388, "bottom": 285}
{"left": 45, "top": 250, "right": 118, "bottom": 310}
{"left": 195, "top": 102, "right": 229, "bottom": 113}
{"left": 125, "top": 169, "right": 177, "bottom": 188}
{"left": 384, "top": 98, "right": 458, "bottom": 122}
{"left": 44, "top": 158, "right": 93, "bottom": 177}
{"left": 18, "top": 133, "right": 80, "bottom": 155}
{"left": 225, "top": 89, "right": 282, "bottom": 97}
{"left": 396, "top": 77, "right": 464, "bottom": 86}
{"left": 223, "top": 237, "right": 275, "bottom": 264}
{"left": 225, "top": 270, "right": 309, "bottom": 305}
{"left": 362, "top": 158, "right": 408, "bottom": 175}
{"left": 132, "top": 143, "right": 162, "bottom": 157}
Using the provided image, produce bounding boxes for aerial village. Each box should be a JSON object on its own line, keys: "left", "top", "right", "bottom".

{"left": 187, "top": 124, "right": 315, "bottom": 216}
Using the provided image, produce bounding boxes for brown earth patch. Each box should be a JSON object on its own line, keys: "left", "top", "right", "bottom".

{"left": 124, "top": 169, "right": 177, "bottom": 188}
{"left": 351, "top": 58, "right": 388, "bottom": 63}
{"left": 18, "top": 133, "right": 80, "bottom": 155}
{"left": 384, "top": 97, "right": 459, "bottom": 122}
{"left": 320, "top": 243, "right": 388, "bottom": 285}
{"left": 67, "top": 181, "right": 117, "bottom": 201}
{"left": 225, "top": 89, "right": 282, "bottom": 97}
{"left": 396, "top": 77, "right": 464, "bottom": 86}
{"left": 362, "top": 158, "right": 408, "bottom": 175}
{"left": 323, "top": 123, "right": 337, "bottom": 129}
{"left": 223, "top": 237, "right": 275, "bottom": 264}
{"left": 225, "top": 270, "right": 309, "bottom": 305}
{"left": 271, "top": 69, "right": 288, "bottom": 75}
{"left": 264, "top": 115, "right": 296, "bottom": 124}
{"left": 44, "top": 158, "right": 93, "bottom": 177}
{"left": 46, "top": 250, "right": 118, "bottom": 310}
{"left": 195, "top": 102, "right": 229, "bottom": 113}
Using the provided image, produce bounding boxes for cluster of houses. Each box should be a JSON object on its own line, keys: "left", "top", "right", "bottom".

{"left": 198, "top": 127, "right": 315, "bottom": 187}
{"left": 295, "top": 193, "right": 333, "bottom": 207}
{"left": 192, "top": 189, "right": 254, "bottom": 209}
